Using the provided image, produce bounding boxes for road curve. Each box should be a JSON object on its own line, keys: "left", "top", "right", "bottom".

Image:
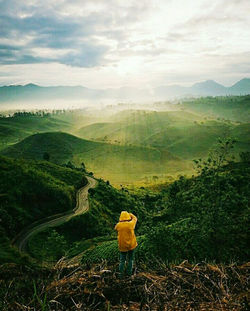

{"left": 14, "top": 176, "right": 97, "bottom": 253}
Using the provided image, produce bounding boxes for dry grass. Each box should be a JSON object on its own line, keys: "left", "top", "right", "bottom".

{"left": 1, "top": 260, "right": 248, "bottom": 311}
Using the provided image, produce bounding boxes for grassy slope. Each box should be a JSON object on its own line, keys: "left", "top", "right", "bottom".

{"left": 0, "top": 156, "right": 86, "bottom": 263}
{"left": 1, "top": 99, "right": 249, "bottom": 184}
{"left": 145, "top": 121, "right": 249, "bottom": 159}
{"left": 0, "top": 115, "right": 71, "bottom": 150}
{"left": 77, "top": 110, "right": 202, "bottom": 144}
{"left": 1, "top": 132, "right": 187, "bottom": 184}
{"left": 180, "top": 95, "right": 250, "bottom": 122}
{"left": 77, "top": 110, "right": 250, "bottom": 160}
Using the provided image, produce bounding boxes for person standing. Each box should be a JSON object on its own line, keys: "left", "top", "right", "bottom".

{"left": 115, "top": 211, "right": 138, "bottom": 277}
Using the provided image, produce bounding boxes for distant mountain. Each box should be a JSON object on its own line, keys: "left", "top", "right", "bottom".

{"left": 191, "top": 80, "right": 226, "bottom": 95}
{"left": 0, "top": 78, "right": 249, "bottom": 102}
{"left": 0, "top": 84, "right": 105, "bottom": 102}
{"left": 156, "top": 78, "right": 250, "bottom": 97}
{"left": 229, "top": 78, "right": 250, "bottom": 94}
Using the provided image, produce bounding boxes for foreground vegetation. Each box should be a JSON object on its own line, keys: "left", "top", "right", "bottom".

{"left": 0, "top": 260, "right": 248, "bottom": 310}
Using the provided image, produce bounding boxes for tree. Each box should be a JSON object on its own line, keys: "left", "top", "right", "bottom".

{"left": 240, "top": 151, "right": 250, "bottom": 163}
{"left": 46, "top": 230, "right": 67, "bottom": 260}
{"left": 66, "top": 161, "right": 74, "bottom": 169}
{"left": 43, "top": 152, "right": 50, "bottom": 161}
{"left": 193, "top": 137, "right": 236, "bottom": 175}
{"left": 81, "top": 162, "right": 86, "bottom": 172}
{"left": 192, "top": 137, "right": 237, "bottom": 258}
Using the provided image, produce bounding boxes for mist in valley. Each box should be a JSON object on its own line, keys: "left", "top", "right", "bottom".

{"left": 1, "top": 95, "right": 249, "bottom": 186}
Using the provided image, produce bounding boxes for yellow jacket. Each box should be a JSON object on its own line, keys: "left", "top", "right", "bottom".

{"left": 115, "top": 211, "right": 138, "bottom": 252}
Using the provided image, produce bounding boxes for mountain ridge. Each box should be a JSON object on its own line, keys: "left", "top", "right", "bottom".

{"left": 0, "top": 78, "right": 249, "bottom": 102}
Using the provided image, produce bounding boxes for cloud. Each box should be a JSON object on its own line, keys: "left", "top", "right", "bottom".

{"left": 0, "top": 0, "right": 249, "bottom": 87}
{"left": 0, "top": 11, "right": 111, "bottom": 67}
{"left": 0, "top": 0, "right": 153, "bottom": 68}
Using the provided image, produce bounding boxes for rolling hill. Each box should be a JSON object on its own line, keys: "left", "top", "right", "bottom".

{"left": 180, "top": 95, "right": 250, "bottom": 122}
{"left": 77, "top": 110, "right": 203, "bottom": 144}
{"left": 76, "top": 110, "right": 250, "bottom": 160}
{"left": 0, "top": 114, "right": 71, "bottom": 150}
{"left": 0, "top": 132, "right": 186, "bottom": 184}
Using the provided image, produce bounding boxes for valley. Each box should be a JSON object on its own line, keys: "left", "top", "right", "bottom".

{"left": 0, "top": 95, "right": 249, "bottom": 310}
{"left": 0, "top": 96, "right": 249, "bottom": 185}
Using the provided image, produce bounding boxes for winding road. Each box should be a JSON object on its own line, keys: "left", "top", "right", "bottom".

{"left": 13, "top": 176, "right": 97, "bottom": 253}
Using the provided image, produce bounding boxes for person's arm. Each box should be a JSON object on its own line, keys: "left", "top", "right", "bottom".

{"left": 129, "top": 213, "right": 137, "bottom": 228}
{"left": 114, "top": 223, "right": 119, "bottom": 230}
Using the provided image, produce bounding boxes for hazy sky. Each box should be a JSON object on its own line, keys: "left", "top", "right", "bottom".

{"left": 0, "top": 0, "right": 249, "bottom": 88}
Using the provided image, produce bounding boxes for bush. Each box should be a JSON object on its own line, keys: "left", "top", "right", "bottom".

{"left": 81, "top": 236, "right": 146, "bottom": 267}
{"left": 144, "top": 161, "right": 250, "bottom": 263}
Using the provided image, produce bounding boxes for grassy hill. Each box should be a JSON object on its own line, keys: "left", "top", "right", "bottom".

{"left": 0, "top": 156, "right": 87, "bottom": 263}
{"left": 144, "top": 121, "right": 249, "bottom": 159}
{"left": 77, "top": 110, "right": 249, "bottom": 161}
{"left": 1, "top": 97, "right": 249, "bottom": 185}
{"left": 180, "top": 95, "right": 250, "bottom": 122}
{"left": 1, "top": 132, "right": 188, "bottom": 184}
{"left": 77, "top": 110, "right": 203, "bottom": 144}
{"left": 0, "top": 114, "right": 71, "bottom": 150}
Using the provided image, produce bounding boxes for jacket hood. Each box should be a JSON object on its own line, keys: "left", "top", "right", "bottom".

{"left": 119, "top": 211, "right": 131, "bottom": 221}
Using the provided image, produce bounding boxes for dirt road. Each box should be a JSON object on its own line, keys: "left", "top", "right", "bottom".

{"left": 14, "top": 176, "right": 97, "bottom": 253}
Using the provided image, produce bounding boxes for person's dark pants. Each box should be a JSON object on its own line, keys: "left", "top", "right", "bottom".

{"left": 119, "top": 249, "right": 135, "bottom": 277}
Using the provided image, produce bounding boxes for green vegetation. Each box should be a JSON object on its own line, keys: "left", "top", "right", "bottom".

{"left": 180, "top": 95, "right": 250, "bottom": 122}
{"left": 141, "top": 139, "right": 249, "bottom": 263}
{"left": 78, "top": 159, "right": 249, "bottom": 267}
{"left": 0, "top": 131, "right": 189, "bottom": 185}
{"left": 78, "top": 140, "right": 249, "bottom": 266}
{"left": 0, "top": 156, "right": 87, "bottom": 263}
{"left": 78, "top": 109, "right": 249, "bottom": 160}
{"left": 0, "top": 112, "right": 71, "bottom": 150}
{"left": 1, "top": 97, "right": 249, "bottom": 185}
{"left": 28, "top": 229, "right": 68, "bottom": 262}
{"left": 0, "top": 133, "right": 248, "bottom": 310}
{"left": 77, "top": 110, "right": 202, "bottom": 144}
{"left": 144, "top": 162, "right": 249, "bottom": 262}
{"left": 81, "top": 236, "right": 146, "bottom": 267}
{"left": 28, "top": 179, "right": 147, "bottom": 261}
{"left": 0, "top": 95, "right": 249, "bottom": 267}
{"left": 26, "top": 138, "right": 248, "bottom": 267}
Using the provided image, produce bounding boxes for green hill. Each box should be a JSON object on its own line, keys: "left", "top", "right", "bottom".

{"left": 1, "top": 100, "right": 249, "bottom": 185}
{"left": 77, "top": 110, "right": 249, "bottom": 161}
{"left": 0, "top": 114, "right": 71, "bottom": 150}
{"left": 0, "top": 156, "right": 86, "bottom": 263}
{"left": 1, "top": 132, "right": 187, "bottom": 184}
{"left": 144, "top": 121, "right": 250, "bottom": 159}
{"left": 77, "top": 110, "right": 203, "bottom": 144}
{"left": 180, "top": 95, "right": 250, "bottom": 122}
